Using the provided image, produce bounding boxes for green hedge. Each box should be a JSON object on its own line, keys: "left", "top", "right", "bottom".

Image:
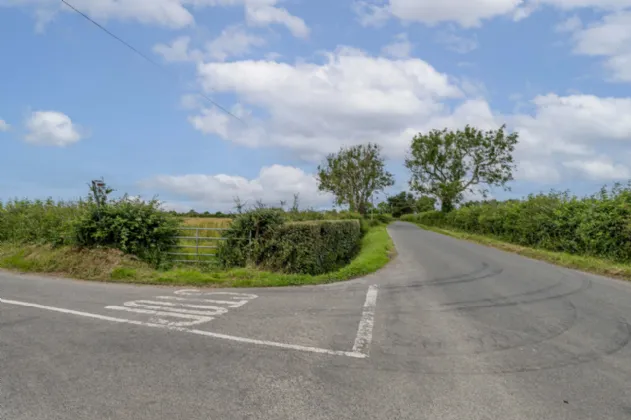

{"left": 402, "top": 185, "right": 631, "bottom": 263}
{"left": 0, "top": 199, "right": 84, "bottom": 245}
{"left": 260, "top": 220, "right": 362, "bottom": 275}
{"left": 218, "top": 211, "right": 362, "bottom": 275}
{"left": 73, "top": 197, "right": 180, "bottom": 266}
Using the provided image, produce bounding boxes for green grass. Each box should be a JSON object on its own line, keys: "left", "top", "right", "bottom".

{"left": 410, "top": 222, "right": 631, "bottom": 281}
{"left": 0, "top": 225, "right": 395, "bottom": 287}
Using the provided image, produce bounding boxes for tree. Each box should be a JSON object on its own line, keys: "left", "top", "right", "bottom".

{"left": 405, "top": 125, "right": 518, "bottom": 212}
{"left": 415, "top": 196, "right": 437, "bottom": 213}
{"left": 376, "top": 201, "right": 391, "bottom": 214}
{"left": 387, "top": 192, "right": 416, "bottom": 218}
{"left": 317, "top": 143, "right": 394, "bottom": 215}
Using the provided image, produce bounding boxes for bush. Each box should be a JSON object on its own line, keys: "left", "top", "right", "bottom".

{"left": 72, "top": 196, "right": 180, "bottom": 266}
{"left": 218, "top": 210, "right": 362, "bottom": 275}
{"left": 411, "top": 184, "right": 631, "bottom": 263}
{"left": 0, "top": 198, "right": 84, "bottom": 245}
{"left": 259, "top": 220, "right": 362, "bottom": 275}
{"left": 216, "top": 208, "right": 286, "bottom": 268}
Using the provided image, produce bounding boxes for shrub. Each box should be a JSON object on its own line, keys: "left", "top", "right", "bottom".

{"left": 259, "top": 220, "right": 362, "bottom": 275}
{"left": 216, "top": 208, "right": 286, "bottom": 268}
{"left": 72, "top": 196, "right": 180, "bottom": 266}
{"left": 218, "top": 210, "right": 362, "bottom": 275}
{"left": 0, "top": 198, "right": 84, "bottom": 245}
{"left": 411, "top": 184, "right": 631, "bottom": 263}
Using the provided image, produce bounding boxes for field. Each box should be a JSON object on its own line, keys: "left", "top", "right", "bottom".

{"left": 175, "top": 217, "right": 233, "bottom": 263}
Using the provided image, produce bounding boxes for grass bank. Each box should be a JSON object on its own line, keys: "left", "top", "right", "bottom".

{"left": 411, "top": 222, "right": 631, "bottom": 281}
{"left": 0, "top": 225, "right": 394, "bottom": 287}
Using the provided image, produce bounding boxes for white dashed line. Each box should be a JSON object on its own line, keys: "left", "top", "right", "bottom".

{"left": 352, "top": 285, "right": 379, "bottom": 356}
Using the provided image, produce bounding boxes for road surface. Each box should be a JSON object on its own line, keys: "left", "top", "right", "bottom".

{"left": 1, "top": 221, "right": 630, "bottom": 419}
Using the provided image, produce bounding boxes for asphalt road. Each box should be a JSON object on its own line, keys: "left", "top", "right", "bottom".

{"left": 1, "top": 221, "right": 631, "bottom": 419}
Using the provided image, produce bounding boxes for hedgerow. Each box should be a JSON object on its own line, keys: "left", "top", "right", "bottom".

{"left": 402, "top": 184, "right": 631, "bottom": 262}
{"left": 259, "top": 220, "right": 362, "bottom": 275}
{"left": 72, "top": 196, "right": 180, "bottom": 267}
{"left": 217, "top": 209, "right": 363, "bottom": 274}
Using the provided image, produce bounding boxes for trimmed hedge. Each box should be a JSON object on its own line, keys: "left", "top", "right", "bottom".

{"left": 401, "top": 185, "right": 631, "bottom": 263}
{"left": 260, "top": 220, "right": 362, "bottom": 275}
{"left": 218, "top": 211, "right": 362, "bottom": 275}
{"left": 216, "top": 208, "right": 286, "bottom": 268}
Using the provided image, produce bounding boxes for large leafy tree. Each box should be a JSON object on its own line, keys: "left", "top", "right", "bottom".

{"left": 317, "top": 143, "right": 394, "bottom": 215}
{"left": 415, "top": 196, "right": 437, "bottom": 213}
{"left": 387, "top": 192, "right": 416, "bottom": 218}
{"left": 405, "top": 125, "right": 518, "bottom": 212}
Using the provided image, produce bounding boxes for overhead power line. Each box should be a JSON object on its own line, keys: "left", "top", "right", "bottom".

{"left": 60, "top": 0, "right": 245, "bottom": 124}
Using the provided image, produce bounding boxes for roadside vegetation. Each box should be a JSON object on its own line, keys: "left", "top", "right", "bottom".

{"left": 401, "top": 185, "right": 631, "bottom": 280}
{"left": 4, "top": 123, "right": 631, "bottom": 284}
{"left": 0, "top": 172, "right": 395, "bottom": 286}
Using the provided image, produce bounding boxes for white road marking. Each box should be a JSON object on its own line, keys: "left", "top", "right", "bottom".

{"left": 122, "top": 300, "right": 229, "bottom": 316}
{"left": 104, "top": 305, "right": 213, "bottom": 327}
{"left": 352, "top": 285, "right": 379, "bottom": 356}
{"left": 0, "top": 297, "right": 365, "bottom": 359}
{"left": 155, "top": 295, "right": 251, "bottom": 309}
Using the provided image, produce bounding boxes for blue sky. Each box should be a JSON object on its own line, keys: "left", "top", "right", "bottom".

{"left": 1, "top": 0, "right": 631, "bottom": 211}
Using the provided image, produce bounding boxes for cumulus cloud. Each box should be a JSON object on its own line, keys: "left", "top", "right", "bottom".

{"left": 1, "top": 0, "right": 195, "bottom": 30}
{"left": 0, "top": 119, "right": 10, "bottom": 132}
{"left": 569, "top": 10, "right": 631, "bottom": 82}
{"left": 352, "top": 0, "right": 631, "bottom": 27}
{"left": 206, "top": 25, "right": 266, "bottom": 61}
{"left": 3, "top": 0, "right": 308, "bottom": 36}
{"left": 143, "top": 164, "right": 332, "bottom": 211}
{"left": 508, "top": 94, "right": 631, "bottom": 182}
{"left": 154, "top": 27, "right": 266, "bottom": 64}
{"left": 512, "top": 94, "right": 631, "bottom": 156}
{"left": 353, "top": 0, "right": 523, "bottom": 27}
{"left": 190, "top": 47, "right": 467, "bottom": 160}
{"left": 24, "top": 111, "right": 84, "bottom": 146}
{"left": 563, "top": 157, "right": 631, "bottom": 180}
{"left": 381, "top": 33, "right": 413, "bottom": 58}
{"left": 186, "top": 47, "right": 631, "bottom": 186}
{"left": 435, "top": 31, "right": 479, "bottom": 53}
{"left": 153, "top": 36, "right": 203, "bottom": 63}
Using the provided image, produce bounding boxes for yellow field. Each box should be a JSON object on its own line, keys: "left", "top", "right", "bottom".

{"left": 182, "top": 217, "right": 232, "bottom": 229}
{"left": 175, "top": 218, "right": 233, "bottom": 263}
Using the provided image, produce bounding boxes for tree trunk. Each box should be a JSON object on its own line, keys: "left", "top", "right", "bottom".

{"left": 440, "top": 197, "right": 454, "bottom": 213}
{"left": 357, "top": 201, "right": 367, "bottom": 216}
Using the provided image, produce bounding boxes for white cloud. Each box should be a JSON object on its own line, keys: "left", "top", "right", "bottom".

{"left": 206, "top": 25, "right": 266, "bottom": 61}
{"left": 191, "top": 47, "right": 468, "bottom": 160}
{"left": 555, "top": 15, "right": 583, "bottom": 32}
{"left": 570, "top": 11, "right": 631, "bottom": 82}
{"left": 143, "top": 164, "right": 332, "bottom": 210}
{"left": 435, "top": 31, "right": 479, "bottom": 53}
{"left": 153, "top": 36, "right": 203, "bottom": 63}
{"left": 513, "top": 94, "right": 631, "bottom": 157}
{"left": 24, "top": 111, "right": 84, "bottom": 146}
{"left": 155, "top": 27, "right": 266, "bottom": 64}
{"left": 4, "top": 0, "right": 308, "bottom": 36}
{"left": 0, "top": 119, "right": 10, "bottom": 131}
{"left": 515, "top": 161, "right": 561, "bottom": 182}
{"left": 353, "top": 0, "right": 391, "bottom": 26}
{"left": 354, "top": 0, "right": 523, "bottom": 28}
{"left": 1, "top": 0, "right": 195, "bottom": 29}
{"left": 244, "top": 3, "right": 309, "bottom": 38}
{"left": 563, "top": 157, "right": 631, "bottom": 180}
{"left": 509, "top": 93, "right": 631, "bottom": 181}
{"left": 353, "top": 0, "right": 631, "bottom": 27}
{"left": 381, "top": 33, "right": 413, "bottom": 58}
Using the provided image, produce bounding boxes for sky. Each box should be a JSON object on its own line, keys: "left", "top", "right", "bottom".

{"left": 1, "top": 0, "right": 631, "bottom": 212}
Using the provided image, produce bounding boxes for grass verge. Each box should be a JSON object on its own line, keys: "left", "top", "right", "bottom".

{"left": 0, "top": 225, "right": 395, "bottom": 287}
{"left": 412, "top": 223, "right": 631, "bottom": 281}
